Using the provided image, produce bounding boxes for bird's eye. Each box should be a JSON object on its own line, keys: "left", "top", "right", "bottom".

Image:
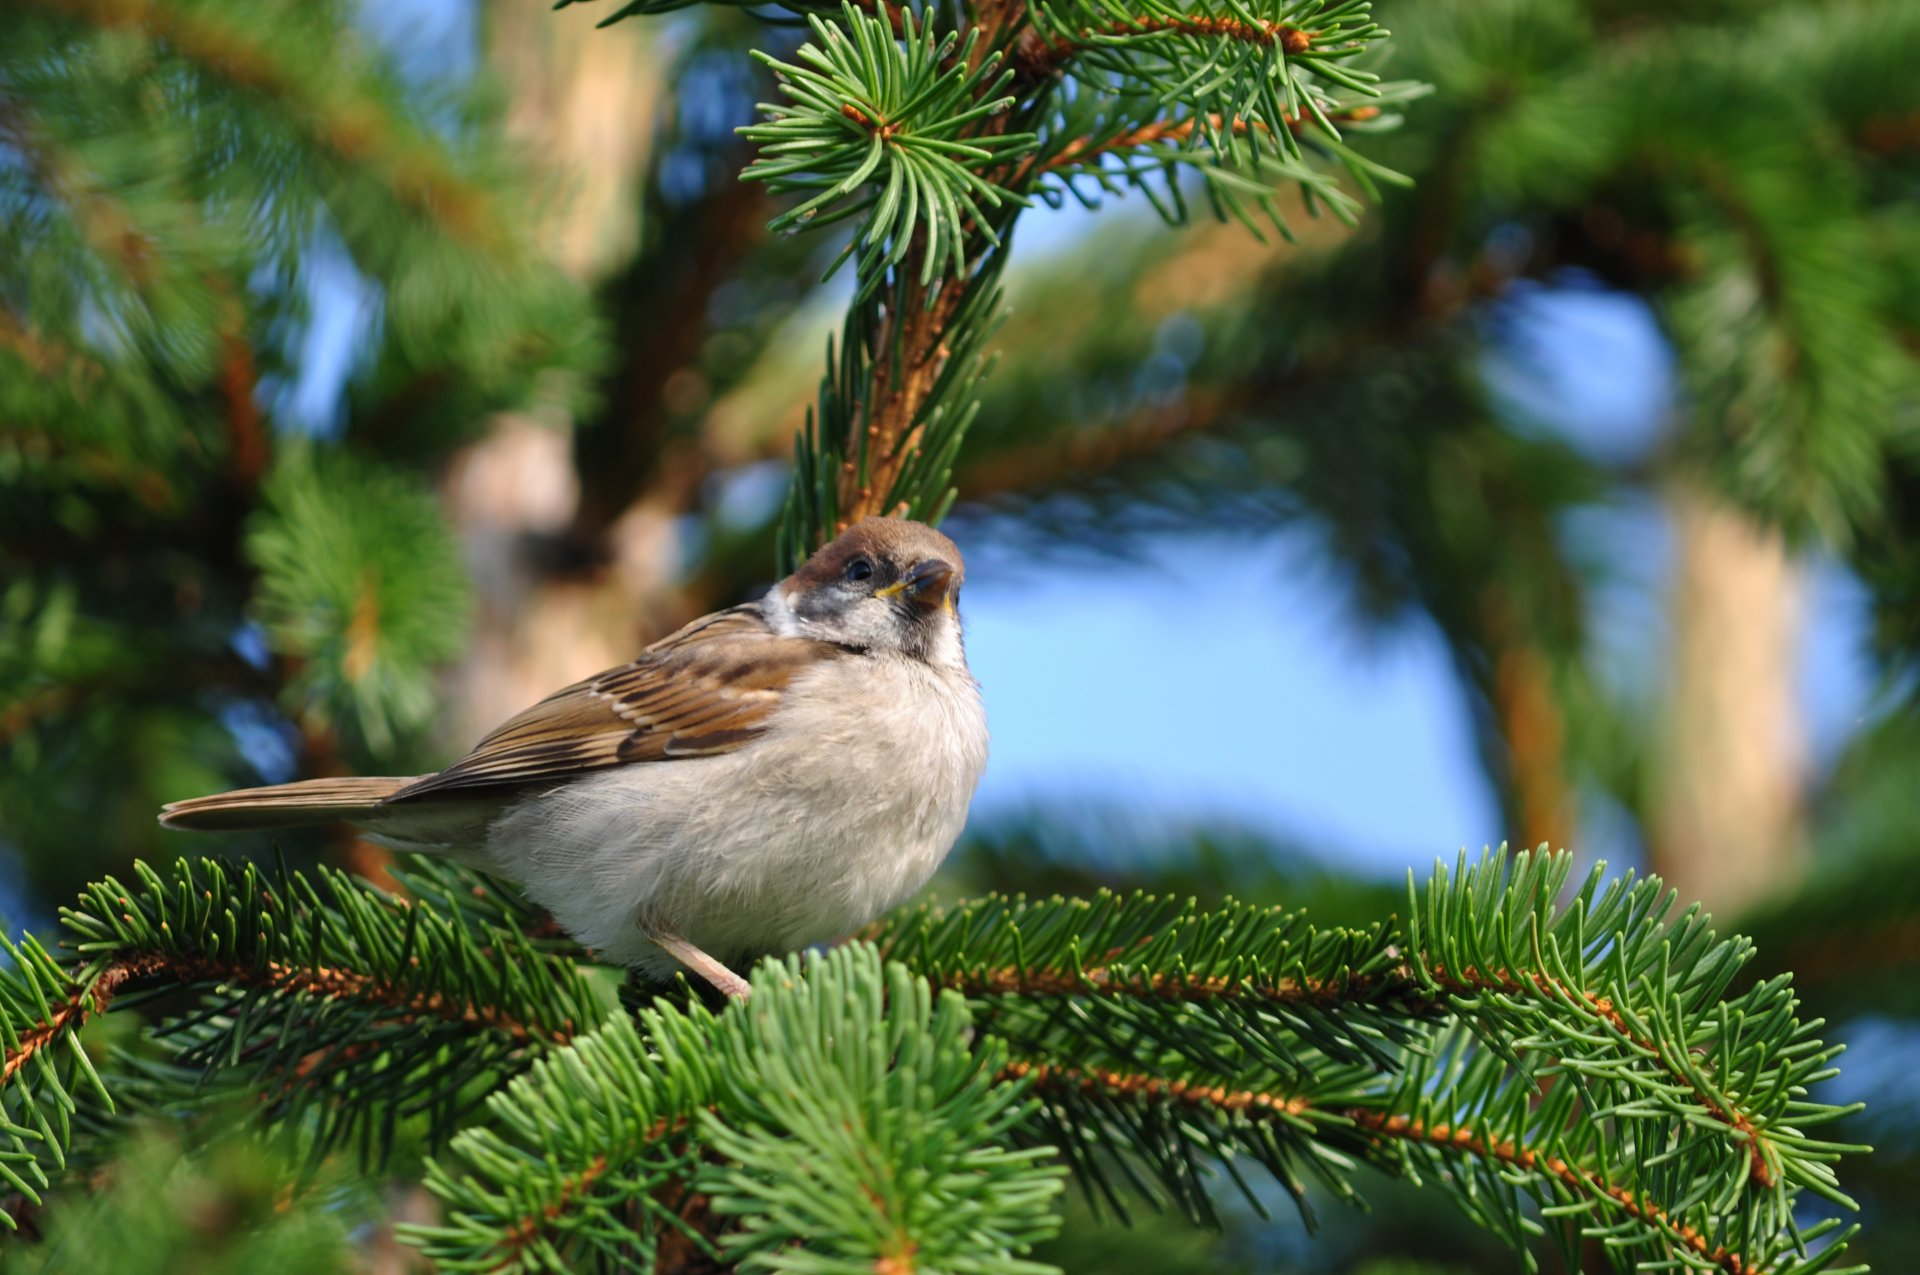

{"left": 845, "top": 556, "right": 875, "bottom": 583}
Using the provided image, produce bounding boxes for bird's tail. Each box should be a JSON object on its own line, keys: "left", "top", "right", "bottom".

{"left": 158, "top": 777, "right": 421, "bottom": 832}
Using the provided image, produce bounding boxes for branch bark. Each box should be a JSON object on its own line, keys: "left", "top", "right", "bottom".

{"left": 1015, "top": 16, "right": 1313, "bottom": 80}
{"left": 938, "top": 949, "right": 1780, "bottom": 1186}
{"left": 1, "top": 949, "right": 576, "bottom": 1086}
{"left": 1025, "top": 105, "right": 1381, "bottom": 181}
{"left": 836, "top": 241, "right": 979, "bottom": 529}
{"left": 1013, "top": 1059, "right": 1763, "bottom": 1275}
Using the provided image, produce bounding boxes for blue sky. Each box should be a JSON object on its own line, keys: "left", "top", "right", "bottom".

{"left": 954, "top": 259, "right": 1882, "bottom": 877}
{"left": 960, "top": 528, "right": 1498, "bottom": 863}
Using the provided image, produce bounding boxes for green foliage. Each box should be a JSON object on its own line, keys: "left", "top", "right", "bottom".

{"left": 697, "top": 955, "right": 1061, "bottom": 1274}
{"left": 2, "top": 0, "right": 600, "bottom": 462}
{"left": 723, "top": 0, "right": 1420, "bottom": 560}
{"left": 247, "top": 448, "right": 474, "bottom": 752}
{"left": 411, "top": 946, "right": 1064, "bottom": 1274}
{"left": 0, "top": 1129, "right": 357, "bottom": 1275}
{"left": 5, "top": 0, "right": 1907, "bottom": 1266}
{"left": 0, "top": 0, "right": 604, "bottom": 896}
{"left": 742, "top": 6, "right": 1034, "bottom": 287}
{"left": 0, "top": 855, "right": 603, "bottom": 1191}
{"left": 880, "top": 850, "right": 1866, "bottom": 1273}
{"left": 0, "top": 845, "right": 1868, "bottom": 1272}
{"left": 1467, "top": 1, "right": 1910, "bottom": 540}
{"left": 1032, "top": 76, "right": 1429, "bottom": 237}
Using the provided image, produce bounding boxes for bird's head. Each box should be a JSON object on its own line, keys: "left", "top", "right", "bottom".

{"left": 773, "top": 518, "right": 968, "bottom": 666}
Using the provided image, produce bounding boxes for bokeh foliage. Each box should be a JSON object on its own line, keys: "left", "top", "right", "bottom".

{"left": 1, "top": 0, "right": 602, "bottom": 900}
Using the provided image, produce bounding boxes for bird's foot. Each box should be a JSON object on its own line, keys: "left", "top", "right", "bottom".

{"left": 650, "top": 932, "right": 752, "bottom": 1000}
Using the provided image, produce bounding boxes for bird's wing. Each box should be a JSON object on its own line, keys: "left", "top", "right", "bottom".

{"left": 388, "top": 604, "right": 843, "bottom": 801}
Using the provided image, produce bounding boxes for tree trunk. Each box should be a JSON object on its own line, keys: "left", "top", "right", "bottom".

{"left": 440, "top": 1, "right": 672, "bottom": 748}
{"left": 1650, "top": 480, "right": 1806, "bottom": 917}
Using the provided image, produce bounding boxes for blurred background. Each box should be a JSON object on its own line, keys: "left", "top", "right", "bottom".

{"left": 5, "top": 0, "right": 1920, "bottom": 1269}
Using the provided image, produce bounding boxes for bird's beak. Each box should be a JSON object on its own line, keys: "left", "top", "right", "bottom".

{"left": 878, "top": 559, "right": 956, "bottom": 612}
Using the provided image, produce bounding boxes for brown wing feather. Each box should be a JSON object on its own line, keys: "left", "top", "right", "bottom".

{"left": 389, "top": 604, "right": 841, "bottom": 801}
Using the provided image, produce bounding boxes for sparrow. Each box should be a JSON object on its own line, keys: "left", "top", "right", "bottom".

{"left": 159, "top": 518, "right": 988, "bottom": 1000}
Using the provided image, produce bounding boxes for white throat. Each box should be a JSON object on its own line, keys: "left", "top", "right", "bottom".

{"left": 762, "top": 584, "right": 803, "bottom": 637}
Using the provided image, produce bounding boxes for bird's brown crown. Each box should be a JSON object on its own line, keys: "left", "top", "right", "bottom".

{"left": 785, "top": 518, "right": 965, "bottom": 592}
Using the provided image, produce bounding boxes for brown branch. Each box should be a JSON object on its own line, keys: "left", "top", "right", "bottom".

{"left": 821, "top": 0, "right": 1011, "bottom": 537}
{"left": 956, "top": 384, "right": 1248, "bottom": 502}
{"left": 940, "top": 959, "right": 1410, "bottom": 1013}
{"left": 487, "top": 1114, "right": 700, "bottom": 1272}
{"left": 1004, "top": 1059, "right": 1313, "bottom": 1120}
{"left": 1483, "top": 622, "right": 1572, "bottom": 852}
{"left": 1010, "top": 1059, "right": 1758, "bottom": 1275}
{"left": 1348, "top": 1111, "right": 1755, "bottom": 1275}
{"left": 835, "top": 238, "right": 978, "bottom": 531}
{"left": 937, "top": 950, "right": 1778, "bottom": 1187}
{"left": 266, "top": 956, "right": 573, "bottom": 1042}
{"left": 497, "top": 1153, "right": 610, "bottom": 1260}
{"left": 1018, "top": 16, "right": 1313, "bottom": 79}
{"left": 216, "top": 295, "right": 270, "bottom": 489}
{"left": 0, "top": 962, "right": 140, "bottom": 1085}
{"left": 1859, "top": 110, "right": 1920, "bottom": 155}
{"left": 0, "top": 947, "right": 574, "bottom": 1088}
{"left": 569, "top": 171, "right": 770, "bottom": 541}
{"left": 1026, "top": 105, "right": 1380, "bottom": 181}
{"left": 1424, "top": 962, "right": 1776, "bottom": 1188}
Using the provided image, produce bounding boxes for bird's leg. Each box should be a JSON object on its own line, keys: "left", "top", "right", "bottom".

{"left": 650, "top": 932, "right": 752, "bottom": 1000}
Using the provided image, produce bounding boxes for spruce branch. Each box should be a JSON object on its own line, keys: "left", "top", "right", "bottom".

{"left": 872, "top": 849, "right": 1866, "bottom": 1273}
{"left": 409, "top": 946, "right": 1065, "bottom": 1274}
{"left": 1020, "top": 0, "right": 1393, "bottom": 149}
{"left": 1008, "top": 1058, "right": 1775, "bottom": 1274}
{"left": 0, "top": 857, "right": 601, "bottom": 1188}
{"left": 0, "top": 846, "right": 1871, "bottom": 1272}
{"left": 1028, "top": 105, "right": 1383, "bottom": 178}
{"left": 741, "top": 5, "right": 1036, "bottom": 289}
{"left": 12, "top": 0, "right": 511, "bottom": 252}
{"left": 723, "top": 0, "right": 1415, "bottom": 560}
{"left": 777, "top": 239, "right": 1008, "bottom": 565}
{"left": 1013, "top": 10, "right": 1316, "bottom": 81}
{"left": 1346, "top": 1108, "right": 1763, "bottom": 1275}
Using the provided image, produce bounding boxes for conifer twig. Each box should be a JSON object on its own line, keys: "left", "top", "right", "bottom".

{"left": 1016, "top": 16, "right": 1315, "bottom": 80}
{"left": 1011, "top": 1057, "right": 1776, "bottom": 1275}
{"left": 13, "top": 0, "right": 507, "bottom": 250}
{"left": 939, "top": 940, "right": 1784, "bottom": 1185}
{"left": 1028, "top": 105, "right": 1382, "bottom": 179}
{"left": 837, "top": 240, "right": 980, "bottom": 527}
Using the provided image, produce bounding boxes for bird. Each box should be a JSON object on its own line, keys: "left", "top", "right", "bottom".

{"left": 158, "top": 517, "right": 988, "bottom": 1000}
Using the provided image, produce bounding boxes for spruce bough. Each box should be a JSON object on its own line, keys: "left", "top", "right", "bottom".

{"left": 0, "top": 848, "right": 1867, "bottom": 1271}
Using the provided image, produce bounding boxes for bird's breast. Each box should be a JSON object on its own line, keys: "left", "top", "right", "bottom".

{"left": 486, "top": 651, "right": 987, "bottom": 972}
{"left": 758, "top": 652, "right": 988, "bottom": 852}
